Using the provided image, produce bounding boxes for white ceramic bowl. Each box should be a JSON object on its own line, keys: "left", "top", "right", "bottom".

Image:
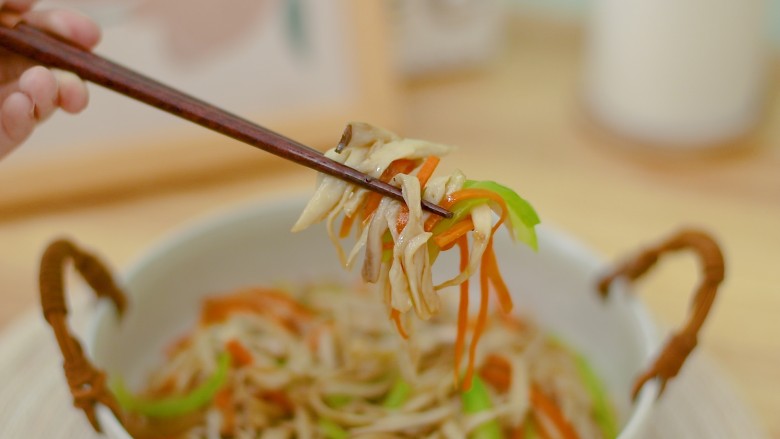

{"left": 86, "top": 196, "right": 659, "bottom": 439}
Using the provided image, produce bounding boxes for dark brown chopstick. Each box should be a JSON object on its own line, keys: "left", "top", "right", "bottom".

{"left": 0, "top": 15, "right": 452, "bottom": 218}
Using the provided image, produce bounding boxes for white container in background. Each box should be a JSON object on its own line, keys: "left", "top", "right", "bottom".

{"left": 583, "top": 0, "right": 769, "bottom": 148}
{"left": 391, "top": 0, "right": 507, "bottom": 76}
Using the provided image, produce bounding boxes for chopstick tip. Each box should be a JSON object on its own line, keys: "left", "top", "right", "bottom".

{"left": 424, "top": 200, "right": 453, "bottom": 219}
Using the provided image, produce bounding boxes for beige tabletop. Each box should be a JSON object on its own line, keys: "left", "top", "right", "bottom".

{"left": 1, "top": 22, "right": 778, "bottom": 437}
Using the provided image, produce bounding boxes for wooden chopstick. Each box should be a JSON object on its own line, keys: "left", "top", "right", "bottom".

{"left": 0, "top": 14, "right": 452, "bottom": 218}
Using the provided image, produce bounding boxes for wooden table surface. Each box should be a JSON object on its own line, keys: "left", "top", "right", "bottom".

{"left": 1, "top": 22, "right": 778, "bottom": 437}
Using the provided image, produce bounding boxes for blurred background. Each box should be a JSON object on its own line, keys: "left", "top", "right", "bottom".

{"left": 0, "top": 0, "right": 778, "bottom": 436}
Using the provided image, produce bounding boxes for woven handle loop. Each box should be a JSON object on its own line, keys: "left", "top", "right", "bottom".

{"left": 598, "top": 229, "right": 725, "bottom": 400}
{"left": 39, "top": 238, "right": 127, "bottom": 432}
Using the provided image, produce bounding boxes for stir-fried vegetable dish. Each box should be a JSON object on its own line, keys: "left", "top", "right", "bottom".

{"left": 115, "top": 284, "right": 616, "bottom": 438}
{"left": 111, "top": 124, "right": 619, "bottom": 438}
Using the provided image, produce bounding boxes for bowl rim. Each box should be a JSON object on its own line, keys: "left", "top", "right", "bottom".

{"left": 87, "top": 196, "right": 660, "bottom": 438}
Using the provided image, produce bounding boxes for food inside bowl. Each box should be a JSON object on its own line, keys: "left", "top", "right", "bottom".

{"left": 112, "top": 283, "right": 617, "bottom": 439}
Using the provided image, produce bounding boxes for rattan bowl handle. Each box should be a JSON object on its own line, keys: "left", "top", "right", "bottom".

{"left": 598, "top": 229, "right": 725, "bottom": 400}
{"left": 39, "top": 238, "right": 127, "bottom": 432}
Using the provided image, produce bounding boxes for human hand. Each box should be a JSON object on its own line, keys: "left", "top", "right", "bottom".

{"left": 0, "top": 0, "right": 100, "bottom": 159}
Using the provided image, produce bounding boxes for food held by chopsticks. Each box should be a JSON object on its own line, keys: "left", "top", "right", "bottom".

{"left": 293, "top": 122, "right": 541, "bottom": 390}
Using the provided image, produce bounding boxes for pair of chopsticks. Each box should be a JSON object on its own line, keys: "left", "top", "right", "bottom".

{"left": 0, "top": 13, "right": 451, "bottom": 218}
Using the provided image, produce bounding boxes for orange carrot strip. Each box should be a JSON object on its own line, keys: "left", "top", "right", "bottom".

{"left": 424, "top": 210, "right": 444, "bottom": 232}
{"left": 480, "top": 368, "right": 510, "bottom": 394}
{"left": 391, "top": 156, "right": 440, "bottom": 234}
{"left": 362, "top": 194, "right": 383, "bottom": 222}
{"left": 362, "top": 159, "right": 418, "bottom": 219}
{"left": 339, "top": 214, "right": 356, "bottom": 239}
{"left": 416, "top": 156, "right": 440, "bottom": 188}
{"left": 483, "top": 213, "right": 513, "bottom": 314}
{"left": 214, "top": 388, "right": 234, "bottom": 435}
{"left": 390, "top": 158, "right": 419, "bottom": 177}
{"left": 201, "top": 289, "right": 314, "bottom": 332}
{"left": 225, "top": 338, "right": 253, "bottom": 367}
{"left": 390, "top": 308, "right": 409, "bottom": 339}
{"left": 165, "top": 333, "right": 192, "bottom": 360}
{"left": 532, "top": 414, "right": 565, "bottom": 439}
{"left": 433, "top": 217, "right": 475, "bottom": 248}
{"left": 532, "top": 417, "right": 555, "bottom": 439}
{"left": 510, "top": 423, "right": 525, "bottom": 439}
{"left": 454, "top": 236, "right": 470, "bottom": 386}
{"left": 531, "top": 385, "right": 581, "bottom": 439}
{"left": 149, "top": 375, "right": 178, "bottom": 398}
{"left": 483, "top": 237, "right": 513, "bottom": 314}
{"left": 479, "top": 353, "right": 512, "bottom": 393}
{"left": 260, "top": 390, "right": 294, "bottom": 415}
{"left": 438, "top": 239, "right": 461, "bottom": 252}
{"left": 447, "top": 188, "right": 509, "bottom": 211}
{"left": 463, "top": 260, "right": 491, "bottom": 391}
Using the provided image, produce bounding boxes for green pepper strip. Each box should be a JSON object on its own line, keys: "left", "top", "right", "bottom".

{"left": 461, "top": 376, "right": 503, "bottom": 439}
{"left": 319, "top": 418, "right": 348, "bottom": 439}
{"left": 382, "top": 378, "right": 412, "bottom": 409}
{"left": 462, "top": 180, "right": 540, "bottom": 250}
{"left": 427, "top": 180, "right": 539, "bottom": 263}
{"left": 324, "top": 394, "right": 352, "bottom": 409}
{"left": 573, "top": 353, "right": 619, "bottom": 439}
{"left": 112, "top": 352, "right": 230, "bottom": 418}
{"left": 549, "top": 336, "right": 618, "bottom": 439}
{"left": 524, "top": 416, "right": 540, "bottom": 438}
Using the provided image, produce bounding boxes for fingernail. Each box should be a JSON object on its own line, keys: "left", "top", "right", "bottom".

{"left": 47, "top": 14, "right": 73, "bottom": 40}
